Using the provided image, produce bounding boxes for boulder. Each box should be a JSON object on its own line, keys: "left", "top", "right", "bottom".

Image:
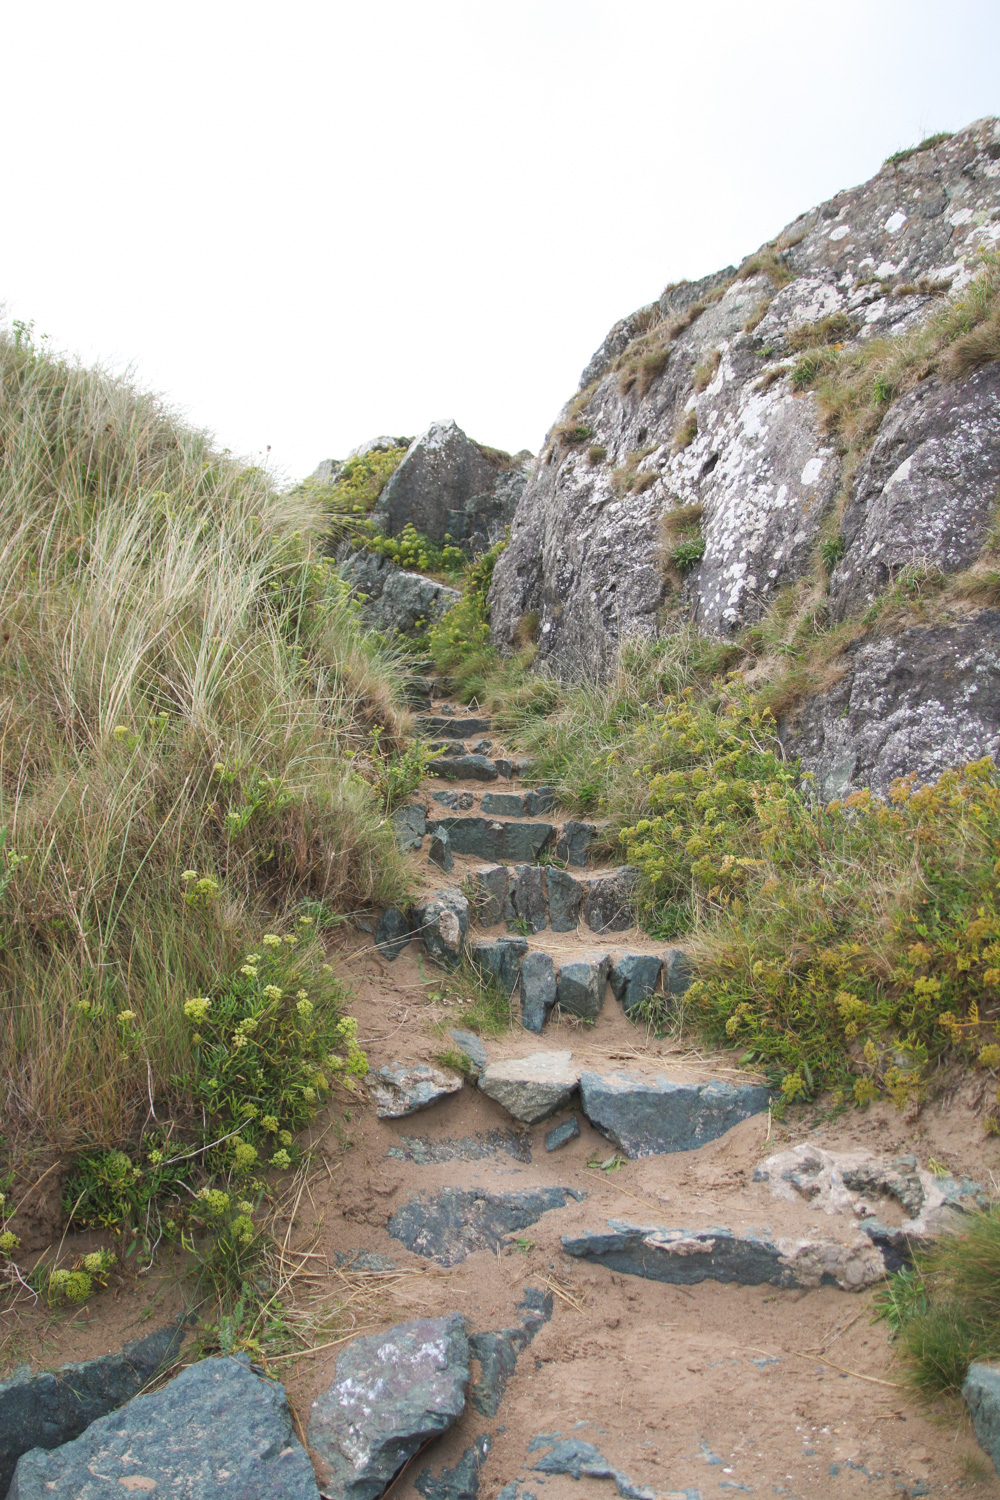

{"left": 479, "top": 1051, "right": 581, "bottom": 1123}
{"left": 609, "top": 953, "right": 663, "bottom": 1018}
{"left": 392, "top": 803, "right": 426, "bottom": 853}
{"left": 9, "top": 1354, "right": 319, "bottom": 1500}
{"left": 556, "top": 952, "right": 611, "bottom": 1019}
{"left": 374, "top": 420, "right": 527, "bottom": 550}
{"left": 376, "top": 906, "right": 412, "bottom": 961}
{"left": 662, "top": 947, "right": 693, "bottom": 997}
{"left": 387, "top": 1188, "right": 575, "bottom": 1266}
{"left": 524, "top": 786, "right": 558, "bottom": 816}
{"left": 340, "top": 551, "right": 460, "bottom": 638}
{"left": 519, "top": 951, "right": 557, "bottom": 1033}
{"left": 561, "top": 1219, "right": 884, "bottom": 1291}
{"left": 419, "top": 714, "right": 493, "bottom": 738}
{"left": 964, "top": 1363, "right": 1000, "bottom": 1477}
{"left": 581, "top": 868, "right": 638, "bottom": 933}
{"left": 415, "top": 889, "right": 470, "bottom": 970}
{"left": 579, "top": 1069, "right": 770, "bottom": 1157}
{"left": 0, "top": 1325, "right": 184, "bottom": 1496}
{"left": 309, "top": 1315, "right": 469, "bottom": 1500}
{"left": 498, "top": 820, "right": 555, "bottom": 863}
{"left": 468, "top": 936, "right": 527, "bottom": 994}
{"left": 369, "top": 1063, "right": 463, "bottom": 1118}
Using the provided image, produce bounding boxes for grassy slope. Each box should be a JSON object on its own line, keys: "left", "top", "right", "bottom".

{"left": 0, "top": 330, "right": 413, "bottom": 1165}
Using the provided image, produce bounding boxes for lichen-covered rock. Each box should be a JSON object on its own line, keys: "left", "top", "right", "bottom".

{"left": 415, "top": 889, "right": 470, "bottom": 970}
{"left": 373, "top": 420, "right": 529, "bottom": 550}
{"left": 964, "top": 1363, "right": 1000, "bottom": 1477}
{"left": 340, "top": 550, "right": 460, "bottom": 637}
{"left": 370, "top": 1063, "right": 463, "bottom": 1118}
{"left": 387, "top": 1189, "right": 574, "bottom": 1265}
{"left": 781, "top": 611, "right": 1000, "bottom": 798}
{"left": 0, "top": 1325, "right": 184, "bottom": 1496}
{"left": 478, "top": 1051, "right": 581, "bottom": 1123}
{"left": 581, "top": 868, "right": 638, "bottom": 933}
{"left": 308, "top": 1315, "right": 470, "bottom": 1500}
{"left": 490, "top": 120, "right": 1000, "bottom": 677}
{"left": 10, "top": 1355, "right": 319, "bottom": 1500}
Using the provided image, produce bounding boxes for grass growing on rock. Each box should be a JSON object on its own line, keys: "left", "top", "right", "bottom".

{"left": 0, "top": 326, "right": 412, "bottom": 1202}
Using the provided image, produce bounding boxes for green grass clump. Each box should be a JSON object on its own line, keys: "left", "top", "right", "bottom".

{"left": 875, "top": 1207, "right": 1000, "bottom": 1397}
{"left": 0, "top": 325, "right": 412, "bottom": 1183}
{"left": 885, "top": 132, "right": 953, "bottom": 168}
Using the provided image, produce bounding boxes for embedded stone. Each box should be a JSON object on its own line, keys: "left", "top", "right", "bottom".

{"left": 429, "top": 827, "right": 454, "bottom": 873}
{"left": 469, "top": 865, "right": 509, "bottom": 926}
{"left": 579, "top": 1069, "right": 771, "bottom": 1157}
{"left": 375, "top": 906, "right": 413, "bottom": 961}
{"left": 524, "top": 786, "right": 558, "bottom": 816}
{"left": 663, "top": 947, "right": 693, "bottom": 996}
{"left": 448, "top": 1030, "right": 488, "bottom": 1079}
{"left": 468, "top": 936, "right": 527, "bottom": 995}
{"left": 415, "top": 889, "right": 470, "bottom": 970}
{"left": 419, "top": 714, "right": 493, "bottom": 739}
{"left": 392, "top": 803, "right": 426, "bottom": 852}
{"left": 309, "top": 1315, "right": 469, "bottom": 1500}
{"left": 479, "top": 1051, "right": 581, "bottom": 1123}
{"left": 546, "top": 867, "right": 583, "bottom": 931}
{"left": 555, "top": 820, "right": 596, "bottom": 866}
{"left": 387, "top": 1189, "right": 573, "bottom": 1266}
{"left": 370, "top": 1063, "right": 463, "bottom": 1119}
{"left": 433, "top": 755, "right": 499, "bottom": 782}
{"left": 609, "top": 953, "right": 663, "bottom": 1018}
{"left": 964, "top": 1363, "right": 1000, "bottom": 1477}
{"left": 519, "top": 951, "right": 557, "bottom": 1033}
{"left": 508, "top": 865, "right": 547, "bottom": 934}
{"left": 433, "top": 789, "right": 458, "bottom": 809}
{"left": 582, "top": 867, "right": 639, "bottom": 932}
{"left": 545, "top": 1116, "right": 581, "bottom": 1152}
{"left": 481, "top": 792, "right": 526, "bottom": 816}
{"left": 556, "top": 953, "right": 611, "bottom": 1020}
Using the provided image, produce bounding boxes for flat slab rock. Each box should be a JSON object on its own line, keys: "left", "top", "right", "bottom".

{"left": 387, "top": 1186, "right": 580, "bottom": 1266}
{"left": 9, "top": 1354, "right": 319, "bottom": 1500}
{"left": 309, "top": 1315, "right": 470, "bottom": 1500}
{"left": 479, "top": 1051, "right": 582, "bottom": 1123}
{"left": 561, "top": 1219, "right": 885, "bottom": 1291}
{"left": 0, "top": 1324, "right": 184, "bottom": 1495}
{"left": 579, "top": 1069, "right": 771, "bottom": 1158}
{"left": 370, "top": 1062, "right": 463, "bottom": 1118}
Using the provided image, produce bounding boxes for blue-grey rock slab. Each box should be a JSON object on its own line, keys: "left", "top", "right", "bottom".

{"left": 470, "top": 739, "right": 493, "bottom": 756}
{"left": 562, "top": 1219, "right": 884, "bottom": 1291}
{"left": 524, "top": 786, "right": 557, "bottom": 816}
{"left": 434, "top": 755, "right": 499, "bottom": 782}
{"left": 0, "top": 1325, "right": 184, "bottom": 1496}
{"left": 469, "top": 864, "right": 509, "bottom": 925}
{"left": 388, "top": 1188, "right": 574, "bottom": 1266}
{"left": 419, "top": 714, "right": 493, "bottom": 739}
{"left": 458, "top": 791, "right": 474, "bottom": 809}
{"left": 448, "top": 1029, "right": 488, "bottom": 1078}
{"left": 428, "top": 817, "right": 494, "bottom": 859}
{"left": 530, "top": 1438, "right": 655, "bottom": 1500}
{"left": 494, "top": 757, "right": 514, "bottom": 778}
{"left": 546, "top": 868, "right": 583, "bottom": 931}
{"left": 468, "top": 1286, "right": 554, "bottom": 1418}
{"left": 414, "top": 889, "right": 470, "bottom": 970}
{"left": 370, "top": 1063, "right": 464, "bottom": 1118}
{"left": 309, "top": 1315, "right": 469, "bottom": 1500}
{"left": 609, "top": 954, "right": 663, "bottom": 1018}
{"left": 579, "top": 1070, "right": 771, "bottom": 1157}
{"left": 545, "top": 1116, "right": 581, "bottom": 1151}
{"left": 482, "top": 792, "right": 524, "bottom": 816}
{"left": 520, "top": 951, "right": 557, "bottom": 1033}
{"left": 433, "top": 789, "right": 459, "bottom": 809}
{"left": 9, "top": 1354, "right": 318, "bottom": 1500}
{"left": 392, "top": 803, "right": 426, "bottom": 852}
{"left": 555, "top": 821, "right": 596, "bottom": 866}
{"left": 429, "top": 826, "right": 454, "bottom": 873}
{"left": 387, "top": 1131, "right": 530, "bottom": 1165}
{"left": 509, "top": 864, "right": 547, "bottom": 934}
{"left": 416, "top": 1434, "right": 491, "bottom": 1500}
{"left": 582, "top": 867, "right": 639, "bottom": 933}
{"left": 479, "top": 1051, "right": 581, "bottom": 1123}
{"left": 468, "top": 936, "right": 527, "bottom": 994}
{"left": 964, "top": 1363, "right": 1000, "bottom": 1477}
{"left": 499, "top": 821, "right": 555, "bottom": 864}
{"left": 375, "top": 905, "right": 413, "bottom": 961}
{"left": 556, "top": 952, "right": 611, "bottom": 1019}
{"left": 663, "top": 947, "right": 693, "bottom": 997}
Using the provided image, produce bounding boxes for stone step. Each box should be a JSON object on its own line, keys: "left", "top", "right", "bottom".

{"left": 418, "top": 714, "right": 493, "bottom": 739}
{"left": 424, "top": 815, "right": 598, "bottom": 865}
{"left": 469, "top": 862, "right": 638, "bottom": 933}
{"left": 430, "top": 754, "right": 507, "bottom": 782}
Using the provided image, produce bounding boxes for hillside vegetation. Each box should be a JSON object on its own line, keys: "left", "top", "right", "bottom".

{"left": 0, "top": 327, "right": 412, "bottom": 1191}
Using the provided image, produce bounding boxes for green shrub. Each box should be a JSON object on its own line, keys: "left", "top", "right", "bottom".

{"left": 354, "top": 521, "right": 465, "bottom": 580}
{"left": 302, "top": 446, "right": 408, "bottom": 546}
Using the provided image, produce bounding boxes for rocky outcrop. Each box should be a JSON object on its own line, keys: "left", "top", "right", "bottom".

{"left": 373, "top": 420, "right": 530, "bottom": 550}
{"left": 489, "top": 118, "right": 1000, "bottom": 786}
{"left": 339, "top": 550, "right": 460, "bottom": 637}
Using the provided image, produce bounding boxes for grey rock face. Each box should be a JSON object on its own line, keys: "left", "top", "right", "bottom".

{"left": 376, "top": 906, "right": 413, "bottom": 961}
{"left": 478, "top": 1051, "right": 581, "bottom": 1123}
{"left": 468, "top": 936, "right": 527, "bottom": 994}
{"left": 519, "top": 951, "right": 557, "bottom": 1033}
{"left": 392, "top": 803, "right": 426, "bottom": 852}
{"left": 428, "top": 817, "right": 553, "bottom": 863}
{"left": 481, "top": 791, "right": 526, "bottom": 816}
{"left": 579, "top": 1069, "right": 771, "bottom": 1157}
{"left": 547, "top": 867, "right": 583, "bottom": 931}
{"left": 663, "top": 947, "right": 693, "bottom": 997}
{"left": 10, "top": 1354, "right": 319, "bottom": 1500}
{"left": 373, "top": 420, "right": 528, "bottom": 550}
{"left": 831, "top": 364, "right": 1000, "bottom": 618}
{"left": 782, "top": 612, "right": 1000, "bottom": 798}
{"left": 609, "top": 953, "right": 663, "bottom": 1018}
{"left": 561, "top": 1219, "right": 883, "bottom": 1291}
{"left": 309, "top": 1315, "right": 469, "bottom": 1500}
{"left": 340, "top": 550, "right": 460, "bottom": 637}
{"left": 556, "top": 952, "right": 611, "bottom": 1020}
{"left": 964, "top": 1363, "right": 1000, "bottom": 1477}
{"left": 581, "top": 868, "right": 639, "bottom": 933}
{"left": 0, "top": 1325, "right": 183, "bottom": 1496}
{"left": 420, "top": 714, "right": 493, "bottom": 738}
{"left": 555, "top": 821, "right": 596, "bottom": 866}
{"left": 387, "top": 1188, "right": 573, "bottom": 1265}
{"left": 490, "top": 120, "right": 1000, "bottom": 676}
{"left": 414, "top": 889, "right": 471, "bottom": 969}
{"left": 370, "top": 1063, "right": 463, "bottom": 1118}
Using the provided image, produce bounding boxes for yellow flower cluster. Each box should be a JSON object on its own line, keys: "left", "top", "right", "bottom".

{"left": 184, "top": 997, "right": 211, "bottom": 1023}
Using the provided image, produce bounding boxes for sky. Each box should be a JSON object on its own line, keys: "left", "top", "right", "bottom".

{"left": 3, "top": 1, "right": 999, "bottom": 483}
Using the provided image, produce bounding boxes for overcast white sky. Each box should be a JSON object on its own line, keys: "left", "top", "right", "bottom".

{"left": 3, "top": 1, "right": 999, "bottom": 482}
